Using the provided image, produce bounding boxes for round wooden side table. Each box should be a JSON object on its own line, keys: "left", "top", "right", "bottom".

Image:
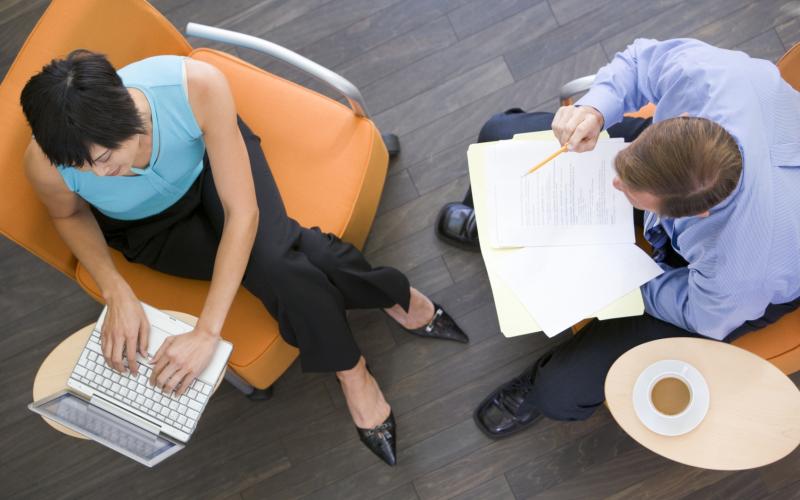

{"left": 605, "top": 337, "right": 800, "bottom": 470}
{"left": 32, "top": 311, "right": 224, "bottom": 438}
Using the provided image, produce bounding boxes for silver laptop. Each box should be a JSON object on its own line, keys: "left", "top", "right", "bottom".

{"left": 29, "top": 303, "right": 233, "bottom": 467}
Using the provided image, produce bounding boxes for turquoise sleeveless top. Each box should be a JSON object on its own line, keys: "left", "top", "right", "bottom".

{"left": 57, "top": 55, "right": 205, "bottom": 221}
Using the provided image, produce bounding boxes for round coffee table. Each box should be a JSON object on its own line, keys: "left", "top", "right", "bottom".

{"left": 605, "top": 337, "right": 800, "bottom": 470}
{"left": 32, "top": 311, "right": 224, "bottom": 438}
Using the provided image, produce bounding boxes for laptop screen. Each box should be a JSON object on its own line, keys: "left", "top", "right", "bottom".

{"left": 33, "top": 392, "right": 181, "bottom": 466}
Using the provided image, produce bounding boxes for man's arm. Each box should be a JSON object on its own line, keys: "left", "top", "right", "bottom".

{"left": 575, "top": 38, "right": 720, "bottom": 129}
{"left": 642, "top": 264, "right": 771, "bottom": 340}
{"left": 554, "top": 38, "right": 713, "bottom": 151}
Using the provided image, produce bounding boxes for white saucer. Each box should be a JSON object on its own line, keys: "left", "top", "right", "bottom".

{"left": 632, "top": 359, "right": 710, "bottom": 436}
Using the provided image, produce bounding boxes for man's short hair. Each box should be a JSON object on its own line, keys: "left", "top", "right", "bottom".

{"left": 614, "top": 116, "right": 742, "bottom": 218}
{"left": 20, "top": 49, "right": 146, "bottom": 167}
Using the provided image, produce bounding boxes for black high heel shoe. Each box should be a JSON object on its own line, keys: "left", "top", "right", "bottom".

{"left": 339, "top": 365, "right": 398, "bottom": 466}
{"left": 356, "top": 412, "right": 397, "bottom": 466}
{"left": 402, "top": 303, "right": 469, "bottom": 343}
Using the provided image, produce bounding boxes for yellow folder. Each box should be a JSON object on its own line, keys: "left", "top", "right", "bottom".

{"left": 467, "top": 130, "right": 644, "bottom": 337}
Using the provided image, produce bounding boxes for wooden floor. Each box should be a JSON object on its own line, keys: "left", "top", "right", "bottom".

{"left": 2, "top": 0, "right": 800, "bottom": 498}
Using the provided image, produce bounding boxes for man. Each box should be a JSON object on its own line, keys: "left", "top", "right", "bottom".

{"left": 437, "top": 38, "right": 800, "bottom": 437}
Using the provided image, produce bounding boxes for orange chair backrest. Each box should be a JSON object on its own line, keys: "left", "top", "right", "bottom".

{"left": 777, "top": 43, "right": 800, "bottom": 90}
{"left": 0, "top": 0, "right": 191, "bottom": 277}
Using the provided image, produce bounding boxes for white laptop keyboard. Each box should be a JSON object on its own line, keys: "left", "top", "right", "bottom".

{"left": 72, "top": 329, "right": 213, "bottom": 435}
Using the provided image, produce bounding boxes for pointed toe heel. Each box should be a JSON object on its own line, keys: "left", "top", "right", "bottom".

{"left": 405, "top": 303, "right": 469, "bottom": 343}
{"left": 356, "top": 412, "right": 397, "bottom": 466}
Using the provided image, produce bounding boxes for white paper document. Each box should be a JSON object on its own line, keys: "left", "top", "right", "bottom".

{"left": 488, "top": 140, "right": 633, "bottom": 248}
{"left": 468, "top": 133, "right": 663, "bottom": 338}
{"left": 496, "top": 244, "right": 664, "bottom": 336}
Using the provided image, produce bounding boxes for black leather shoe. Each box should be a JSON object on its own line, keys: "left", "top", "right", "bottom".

{"left": 435, "top": 202, "right": 480, "bottom": 251}
{"left": 474, "top": 365, "right": 541, "bottom": 439}
{"left": 356, "top": 412, "right": 397, "bottom": 466}
{"left": 404, "top": 303, "right": 469, "bottom": 343}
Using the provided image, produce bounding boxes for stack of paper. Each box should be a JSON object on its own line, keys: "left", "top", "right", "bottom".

{"left": 468, "top": 131, "right": 663, "bottom": 337}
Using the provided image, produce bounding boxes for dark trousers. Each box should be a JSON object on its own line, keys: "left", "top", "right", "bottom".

{"left": 467, "top": 109, "right": 800, "bottom": 420}
{"left": 93, "top": 118, "right": 410, "bottom": 373}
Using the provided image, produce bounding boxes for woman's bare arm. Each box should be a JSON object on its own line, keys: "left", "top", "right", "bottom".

{"left": 149, "top": 59, "right": 259, "bottom": 395}
{"left": 23, "top": 142, "right": 149, "bottom": 374}
{"left": 184, "top": 58, "right": 259, "bottom": 339}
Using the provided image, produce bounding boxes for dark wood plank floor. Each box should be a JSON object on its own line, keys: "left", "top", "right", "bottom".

{"left": 2, "top": 1, "right": 800, "bottom": 498}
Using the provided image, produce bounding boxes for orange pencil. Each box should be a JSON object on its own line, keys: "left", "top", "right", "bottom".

{"left": 524, "top": 144, "right": 568, "bottom": 176}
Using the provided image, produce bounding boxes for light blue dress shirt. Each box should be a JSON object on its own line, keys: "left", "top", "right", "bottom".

{"left": 576, "top": 38, "right": 800, "bottom": 340}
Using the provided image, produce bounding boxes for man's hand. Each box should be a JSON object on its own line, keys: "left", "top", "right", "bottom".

{"left": 551, "top": 105, "right": 604, "bottom": 152}
{"left": 101, "top": 288, "right": 149, "bottom": 376}
{"left": 150, "top": 329, "right": 218, "bottom": 396}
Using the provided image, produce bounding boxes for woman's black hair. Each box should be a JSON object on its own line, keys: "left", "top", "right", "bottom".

{"left": 20, "top": 49, "right": 146, "bottom": 167}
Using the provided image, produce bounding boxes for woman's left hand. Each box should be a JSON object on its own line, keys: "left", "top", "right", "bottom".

{"left": 150, "top": 329, "right": 218, "bottom": 396}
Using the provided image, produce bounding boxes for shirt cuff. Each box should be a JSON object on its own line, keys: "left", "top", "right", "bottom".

{"left": 576, "top": 86, "right": 624, "bottom": 130}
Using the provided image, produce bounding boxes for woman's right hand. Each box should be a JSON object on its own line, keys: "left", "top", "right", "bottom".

{"left": 101, "top": 285, "right": 150, "bottom": 376}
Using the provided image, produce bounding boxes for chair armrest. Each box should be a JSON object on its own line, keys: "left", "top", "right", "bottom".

{"left": 186, "top": 23, "right": 370, "bottom": 118}
{"left": 559, "top": 75, "right": 596, "bottom": 106}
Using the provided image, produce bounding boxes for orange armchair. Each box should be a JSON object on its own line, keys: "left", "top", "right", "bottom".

{"left": 0, "top": 0, "right": 394, "bottom": 396}
{"left": 561, "top": 44, "right": 800, "bottom": 375}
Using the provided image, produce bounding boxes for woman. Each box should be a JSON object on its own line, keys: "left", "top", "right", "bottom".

{"left": 20, "top": 50, "right": 468, "bottom": 465}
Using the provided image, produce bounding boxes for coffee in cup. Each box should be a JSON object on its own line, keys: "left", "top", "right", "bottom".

{"left": 650, "top": 375, "right": 692, "bottom": 416}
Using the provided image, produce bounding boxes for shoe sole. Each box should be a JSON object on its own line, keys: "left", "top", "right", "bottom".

{"left": 404, "top": 328, "right": 469, "bottom": 343}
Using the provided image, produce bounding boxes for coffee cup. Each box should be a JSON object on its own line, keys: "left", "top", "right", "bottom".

{"left": 633, "top": 359, "right": 710, "bottom": 436}
{"left": 648, "top": 373, "right": 693, "bottom": 417}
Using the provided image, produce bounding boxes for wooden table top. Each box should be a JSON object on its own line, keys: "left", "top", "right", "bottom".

{"left": 605, "top": 337, "right": 800, "bottom": 470}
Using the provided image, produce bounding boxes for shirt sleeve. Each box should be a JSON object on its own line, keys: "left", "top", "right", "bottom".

{"left": 575, "top": 38, "right": 718, "bottom": 129}
{"left": 642, "top": 264, "right": 771, "bottom": 341}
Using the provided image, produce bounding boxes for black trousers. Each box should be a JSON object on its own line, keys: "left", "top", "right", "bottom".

{"left": 468, "top": 109, "right": 800, "bottom": 420}
{"left": 93, "top": 118, "right": 410, "bottom": 373}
